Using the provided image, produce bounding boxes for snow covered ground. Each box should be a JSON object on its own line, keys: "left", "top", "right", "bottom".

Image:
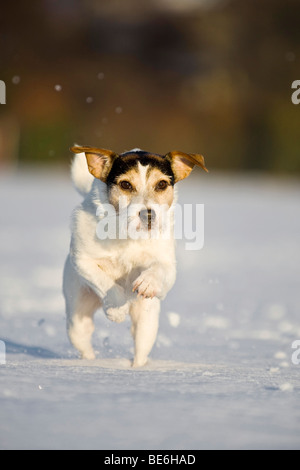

{"left": 0, "top": 169, "right": 300, "bottom": 450}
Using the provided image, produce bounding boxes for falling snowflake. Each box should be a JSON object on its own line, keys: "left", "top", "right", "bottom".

{"left": 12, "top": 76, "right": 21, "bottom": 85}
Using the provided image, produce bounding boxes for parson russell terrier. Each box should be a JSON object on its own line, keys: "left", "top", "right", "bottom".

{"left": 63, "top": 146, "right": 208, "bottom": 367}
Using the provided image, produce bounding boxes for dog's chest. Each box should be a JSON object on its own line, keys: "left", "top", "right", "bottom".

{"left": 96, "top": 241, "right": 156, "bottom": 279}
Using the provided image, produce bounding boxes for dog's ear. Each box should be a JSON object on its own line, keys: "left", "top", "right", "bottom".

{"left": 166, "top": 151, "right": 208, "bottom": 183}
{"left": 70, "top": 146, "right": 117, "bottom": 182}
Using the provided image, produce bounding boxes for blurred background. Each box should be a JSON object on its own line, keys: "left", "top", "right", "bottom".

{"left": 1, "top": 0, "right": 300, "bottom": 173}
{"left": 1, "top": 1, "right": 300, "bottom": 450}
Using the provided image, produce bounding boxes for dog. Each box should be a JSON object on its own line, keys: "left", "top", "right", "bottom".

{"left": 63, "top": 146, "right": 208, "bottom": 367}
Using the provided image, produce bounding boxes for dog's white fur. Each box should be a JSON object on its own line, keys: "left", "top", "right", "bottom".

{"left": 63, "top": 152, "right": 177, "bottom": 367}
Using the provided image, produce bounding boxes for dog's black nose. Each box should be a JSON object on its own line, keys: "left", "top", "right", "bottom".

{"left": 139, "top": 209, "right": 156, "bottom": 227}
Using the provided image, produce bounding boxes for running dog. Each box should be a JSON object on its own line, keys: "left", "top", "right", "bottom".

{"left": 63, "top": 146, "right": 207, "bottom": 367}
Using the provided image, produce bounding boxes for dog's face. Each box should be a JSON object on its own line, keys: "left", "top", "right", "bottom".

{"left": 71, "top": 146, "right": 208, "bottom": 233}
{"left": 107, "top": 152, "right": 175, "bottom": 231}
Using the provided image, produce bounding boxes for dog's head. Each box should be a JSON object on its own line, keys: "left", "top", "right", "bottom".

{"left": 70, "top": 146, "right": 208, "bottom": 233}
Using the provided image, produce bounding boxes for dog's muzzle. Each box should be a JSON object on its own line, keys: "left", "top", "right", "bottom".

{"left": 139, "top": 208, "right": 156, "bottom": 229}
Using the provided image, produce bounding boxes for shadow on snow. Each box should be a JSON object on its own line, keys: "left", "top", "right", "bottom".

{"left": 3, "top": 339, "right": 61, "bottom": 359}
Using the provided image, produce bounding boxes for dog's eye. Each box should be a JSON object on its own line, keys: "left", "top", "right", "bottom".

{"left": 120, "top": 181, "right": 133, "bottom": 191}
{"left": 155, "top": 180, "right": 168, "bottom": 191}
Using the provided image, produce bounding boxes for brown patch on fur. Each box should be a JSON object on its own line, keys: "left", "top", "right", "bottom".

{"left": 145, "top": 167, "right": 174, "bottom": 207}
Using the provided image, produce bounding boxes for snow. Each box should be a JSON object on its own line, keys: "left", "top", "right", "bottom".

{"left": 0, "top": 170, "right": 300, "bottom": 450}
{"left": 167, "top": 312, "right": 181, "bottom": 328}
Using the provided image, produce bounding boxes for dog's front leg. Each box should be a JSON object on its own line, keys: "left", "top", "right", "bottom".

{"left": 132, "top": 262, "right": 176, "bottom": 300}
{"left": 130, "top": 296, "right": 160, "bottom": 367}
{"left": 103, "top": 283, "right": 131, "bottom": 323}
{"left": 73, "top": 255, "right": 130, "bottom": 323}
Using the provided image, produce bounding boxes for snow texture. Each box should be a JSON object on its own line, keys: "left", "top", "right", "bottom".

{"left": 0, "top": 170, "right": 300, "bottom": 450}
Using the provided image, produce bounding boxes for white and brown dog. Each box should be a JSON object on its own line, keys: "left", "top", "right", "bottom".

{"left": 63, "top": 146, "right": 207, "bottom": 367}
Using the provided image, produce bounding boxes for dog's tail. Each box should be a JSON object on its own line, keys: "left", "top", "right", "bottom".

{"left": 71, "top": 152, "right": 94, "bottom": 197}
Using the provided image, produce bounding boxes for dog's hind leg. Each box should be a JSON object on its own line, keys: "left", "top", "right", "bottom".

{"left": 130, "top": 297, "right": 160, "bottom": 367}
{"left": 66, "top": 287, "right": 101, "bottom": 360}
{"left": 63, "top": 256, "right": 101, "bottom": 359}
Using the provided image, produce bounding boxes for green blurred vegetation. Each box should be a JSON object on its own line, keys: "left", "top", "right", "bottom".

{"left": 0, "top": 0, "right": 300, "bottom": 173}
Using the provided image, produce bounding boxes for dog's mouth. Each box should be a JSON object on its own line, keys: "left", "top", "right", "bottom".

{"left": 113, "top": 200, "right": 173, "bottom": 240}
{"left": 139, "top": 208, "right": 156, "bottom": 231}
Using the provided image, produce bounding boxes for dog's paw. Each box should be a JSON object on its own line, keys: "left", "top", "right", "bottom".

{"left": 104, "top": 302, "right": 130, "bottom": 323}
{"left": 132, "top": 357, "right": 149, "bottom": 368}
{"left": 81, "top": 349, "right": 96, "bottom": 360}
{"left": 132, "top": 271, "right": 161, "bottom": 299}
{"left": 103, "top": 285, "right": 130, "bottom": 322}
